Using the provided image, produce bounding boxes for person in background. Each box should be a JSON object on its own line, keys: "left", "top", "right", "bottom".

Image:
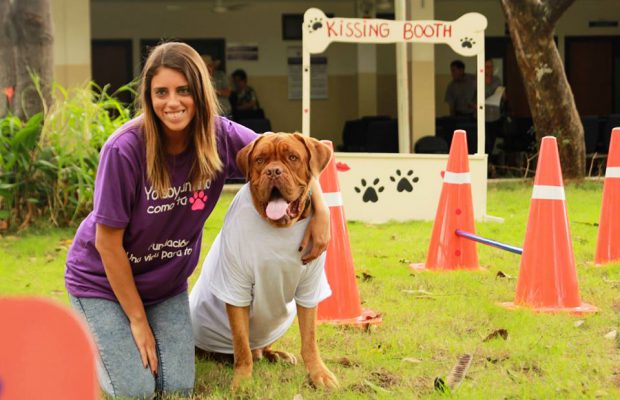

{"left": 484, "top": 58, "right": 503, "bottom": 156}
{"left": 484, "top": 58, "right": 504, "bottom": 155}
{"left": 202, "top": 55, "right": 232, "bottom": 118}
{"left": 230, "top": 69, "right": 260, "bottom": 118}
{"left": 444, "top": 59, "right": 476, "bottom": 118}
{"left": 64, "top": 42, "right": 331, "bottom": 399}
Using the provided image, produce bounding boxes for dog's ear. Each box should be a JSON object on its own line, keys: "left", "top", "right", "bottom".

{"left": 236, "top": 136, "right": 264, "bottom": 179}
{"left": 292, "top": 133, "right": 333, "bottom": 176}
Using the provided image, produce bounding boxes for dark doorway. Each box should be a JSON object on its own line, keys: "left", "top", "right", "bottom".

{"left": 503, "top": 40, "right": 531, "bottom": 118}
{"left": 566, "top": 36, "right": 618, "bottom": 116}
{"left": 486, "top": 37, "right": 531, "bottom": 118}
{"left": 91, "top": 39, "right": 133, "bottom": 105}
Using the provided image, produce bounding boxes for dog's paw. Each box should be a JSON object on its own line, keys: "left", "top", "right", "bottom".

{"left": 308, "top": 364, "right": 339, "bottom": 390}
{"left": 263, "top": 349, "right": 298, "bottom": 365}
{"left": 231, "top": 368, "right": 253, "bottom": 392}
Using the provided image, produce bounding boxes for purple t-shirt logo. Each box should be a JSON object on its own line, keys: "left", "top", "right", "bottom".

{"left": 189, "top": 191, "right": 208, "bottom": 211}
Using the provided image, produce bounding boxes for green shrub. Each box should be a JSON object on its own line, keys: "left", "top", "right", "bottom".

{"left": 0, "top": 81, "right": 135, "bottom": 230}
{"left": 0, "top": 112, "right": 51, "bottom": 229}
{"left": 41, "top": 81, "right": 135, "bottom": 226}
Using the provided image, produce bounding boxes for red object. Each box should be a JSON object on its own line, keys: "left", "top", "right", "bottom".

{"left": 317, "top": 141, "right": 382, "bottom": 327}
{"left": 3, "top": 87, "right": 14, "bottom": 105}
{"left": 411, "top": 130, "right": 479, "bottom": 271}
{"left": 501, "top": 136, "right": 596, "bottom": 314}
{"left": 335, "top": 161, "right": 350, "bottom": 172}
{"left": 0, "top": 297, "right": 99, "bottom": 399}
{"left": 595, "top": 127, "right": 620, "bottom": 265}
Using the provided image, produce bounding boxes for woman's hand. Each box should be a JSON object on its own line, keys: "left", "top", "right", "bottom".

{"left": 299, "top": 179, "right": 331, "bottom": 264}
{"left": 96, "top": 223, "right": 158, "bottom": 375}
{"left": 129, "top": 318, "right": 158, "bottom": 376}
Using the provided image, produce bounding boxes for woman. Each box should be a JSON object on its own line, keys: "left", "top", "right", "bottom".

{"left": 65, "top": 42, "right": 330, "bottom": 399}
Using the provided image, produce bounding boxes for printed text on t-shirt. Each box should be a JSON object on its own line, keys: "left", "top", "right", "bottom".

{"left": 127, "top": 238, "right": 193, "bottom": 264}
{"left": 143, "top": 180, "right": 211, "bottom": 214}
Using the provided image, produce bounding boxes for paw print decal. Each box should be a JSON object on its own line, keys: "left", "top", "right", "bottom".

{"left": 354, "top": 178, "right": 384, "bottom": 203}
{"left": 460, "top": 37, "right": 475, "bottom": 49}
{"left": 390, "top": 169, "right": 420, "bottom": 193}
{"left": 307, "top": 17, "right": 323, "bottom": 33}
{"left": 189, "top": 191, "right": 207, "bottom": 211}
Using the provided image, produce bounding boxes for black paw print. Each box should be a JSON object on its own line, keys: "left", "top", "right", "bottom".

{"left": 307, "top": 18, "right": 323, "bottom": 33}
{"left": 390, "top": 169, "right": 420, "bottom": 192}
{"left": 460, "top": 37, "right": 475, "bottom": 48}
{"left": 354, "top": 178, "right": 384, "bottom": 203}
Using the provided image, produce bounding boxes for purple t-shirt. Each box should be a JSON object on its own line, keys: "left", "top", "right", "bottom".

{"left": 65, "top": 116, "right": 257, "bottom": 305}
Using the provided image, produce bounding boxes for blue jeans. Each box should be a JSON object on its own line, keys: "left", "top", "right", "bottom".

{"left": 69, "top": 292, "right": 195, "bottom": 399}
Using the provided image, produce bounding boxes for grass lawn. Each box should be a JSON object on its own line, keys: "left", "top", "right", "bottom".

{"left": 2, "top": 180, "right": 619, "bottom": 399}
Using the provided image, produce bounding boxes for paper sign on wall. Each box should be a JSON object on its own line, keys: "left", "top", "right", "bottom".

{"left": 227, "top": 43, "right": 258, "bottom": 60}
{"left": 287, "top": 46, "right": 327, "bottom": 100}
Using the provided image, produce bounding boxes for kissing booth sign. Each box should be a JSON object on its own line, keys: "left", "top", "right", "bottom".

{"left": 302, "top": 8, "right": 496, "bottom": 223}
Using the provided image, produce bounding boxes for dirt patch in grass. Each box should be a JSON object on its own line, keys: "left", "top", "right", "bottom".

{"left": 369, "top": 368, "right": 400, "bottom": 388}
{"left": 611, "top": 371, "right": 620, "bottom": 388}
{"left": 408, "top": 375, "right": 435, "bottom": 396}
{"left": 332, "top": 356, "right": 360, "bottom": 368}
{"left": 521, "top": 363, "right": 544, "bottom": 377}
{"left": 478, "top": 349, "right": 511, "bottom": 365}
{"left": 346, "top": 383, "right": 375, "bottom": 394}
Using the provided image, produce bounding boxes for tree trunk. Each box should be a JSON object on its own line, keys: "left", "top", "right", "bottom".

{"left": 501, "top": 0, "right": 584, "bottom": 179}
{"left": 0, "top": 0, "right": 16, "bottom": 117}
{"left": 12, "top": 0, "right": 53, "bottom": 119}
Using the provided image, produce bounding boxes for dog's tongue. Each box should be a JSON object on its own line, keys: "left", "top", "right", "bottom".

{"left": 266, "top": 198, "right": 289, "bottom": 220}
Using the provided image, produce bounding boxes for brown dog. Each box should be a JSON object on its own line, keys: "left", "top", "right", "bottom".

{"left": 189, "top": 133, "right": 339, "bottom": 391}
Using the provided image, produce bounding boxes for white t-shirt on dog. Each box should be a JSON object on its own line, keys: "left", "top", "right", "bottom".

{"left": 189, "top": 183, "right": 331, "bottom": 353}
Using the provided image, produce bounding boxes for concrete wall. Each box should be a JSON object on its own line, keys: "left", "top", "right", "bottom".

{"left": 52, "top": 0, "right": 91, "bottom": 88}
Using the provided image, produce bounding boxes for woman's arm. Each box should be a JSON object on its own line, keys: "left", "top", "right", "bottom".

{"left": 95, "top": 223, "right": 158, "bottom": 375}
{"left": 299, "top": 178, "right": 330, "bottom": 264}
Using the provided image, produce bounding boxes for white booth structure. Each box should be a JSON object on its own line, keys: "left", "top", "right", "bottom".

{"left": 302, "top": 8, "right": 495, "bottom": 223}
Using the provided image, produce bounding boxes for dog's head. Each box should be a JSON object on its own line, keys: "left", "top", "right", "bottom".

{"left": 236, "top": 133, "right": 332, "bottom": 227}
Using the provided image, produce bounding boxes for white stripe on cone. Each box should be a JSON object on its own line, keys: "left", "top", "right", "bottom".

{"left": 323, "top": 192, "right": 343, "bottom": 207}
{"left": 443, "top": 171, "right": 471, "bottom": 184}
{"left": 531, "top": 185, "right": 565, "bottom": 200}
{"left": 605, "top": 167, "right": 620, "bottom": 178}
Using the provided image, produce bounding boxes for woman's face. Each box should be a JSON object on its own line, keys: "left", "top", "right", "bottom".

{"left": 150, "top": 67, "right": 196, "bottom": 140}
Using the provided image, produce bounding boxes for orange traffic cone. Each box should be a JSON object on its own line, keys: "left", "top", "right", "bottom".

{"left": 410, "top": 130, "right": 479, "bottom": 271}
{"left": 595, "top": 127, "right": 620, "bottom": 265}
{"left": 501, "top": 136, "right": 596, "bottom": 314}
{"left": 0, "top": 297, "right": 99, "bottom": 399}
{"left": 317, "top": 141, "right": 382, "bottom": 327}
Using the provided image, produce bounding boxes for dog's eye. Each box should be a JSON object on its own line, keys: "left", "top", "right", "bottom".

{"left": 288, "top": 155, "right": 298, "bottom": 162}
{"left": 255, "top": 157, "right": 264, "bottom": 164}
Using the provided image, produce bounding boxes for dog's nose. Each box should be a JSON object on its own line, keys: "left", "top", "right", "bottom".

{"left": 265, "top": 166, "right": 283, "bottom": 178}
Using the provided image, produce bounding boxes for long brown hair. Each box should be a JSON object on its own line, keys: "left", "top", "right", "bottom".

{"left": 138, "top": 42, "right": 222, "bottom": 195}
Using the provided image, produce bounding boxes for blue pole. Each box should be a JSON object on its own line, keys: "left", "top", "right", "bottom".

{"left": 455, "top": 229, "right": 523, "bottom": 255}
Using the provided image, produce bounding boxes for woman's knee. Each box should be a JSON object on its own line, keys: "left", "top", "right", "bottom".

{"left": 106, "top": 370, "right": 156, "bottom": 399}
{"left": 159, "top": 353, "right": 195, "bottom": 395}
{"left": 161, "top": 374, "right": 194, "bottom": 397}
